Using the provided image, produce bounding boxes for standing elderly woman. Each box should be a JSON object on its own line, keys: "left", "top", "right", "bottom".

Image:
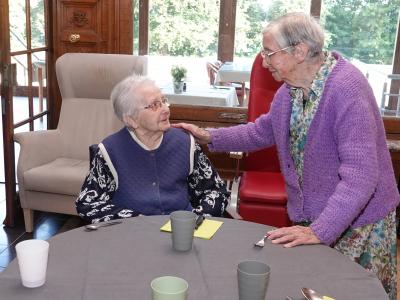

{"left": 76, "top": 75, "right": 229, "bottom": 223}
{"left": 175, "top": 13, "right": 398, "bottom": 298}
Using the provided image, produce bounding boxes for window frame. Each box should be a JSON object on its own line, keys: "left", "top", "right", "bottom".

{"left": 136, "top": 0, "right": 400, "bottom": 105}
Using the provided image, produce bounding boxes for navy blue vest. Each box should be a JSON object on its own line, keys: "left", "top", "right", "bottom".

{"left": 102, "top": 127, "right": 192, "bottom": 215}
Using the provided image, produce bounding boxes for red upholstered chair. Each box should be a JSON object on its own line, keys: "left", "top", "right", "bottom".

{"left": 230, "top": 53, "right": 291, "bottom": 227}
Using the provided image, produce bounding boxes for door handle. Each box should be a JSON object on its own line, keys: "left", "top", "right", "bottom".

{"left": 69, "top": 33, "right": 80, "bottom": 43}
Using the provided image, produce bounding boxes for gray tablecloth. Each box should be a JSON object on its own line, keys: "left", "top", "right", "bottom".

{"left": 0, "top": 216, "right": 388, "bottom": 299}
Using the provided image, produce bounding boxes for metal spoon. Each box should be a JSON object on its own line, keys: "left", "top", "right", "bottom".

{"left": 301, "top": 287, "right": 329, "bottom": 300}
{"left": 85, "top": 220, "right": 123, "bottom": 231}
{"left": 301, "top": 288, "right": 322, "bottom": 300}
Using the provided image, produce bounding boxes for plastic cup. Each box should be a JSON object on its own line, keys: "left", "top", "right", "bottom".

{"left": 237, "top": 260, "right": 270, "bottom": 300}
{"left": 170, "top": 211, "right": 196, "bottom": 251}
{"left": 15, "top": 239, "right": 49, "bottom": 288}
{"left": 151, "top": 276, "right": 188, "bottom": 300}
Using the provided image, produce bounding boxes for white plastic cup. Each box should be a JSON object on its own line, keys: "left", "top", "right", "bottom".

{"left": 151, "top": 276, "right": 188, "bottom": 300}
{"left": 15, "top": 239, "right": 49, "bottom": 288}
{"left": 237, "top": 260, "right": 270, "bottom": 300}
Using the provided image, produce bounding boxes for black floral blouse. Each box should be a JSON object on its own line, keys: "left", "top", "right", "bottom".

{"left": 76, "top": 143, "right": 229, "bottom": 223}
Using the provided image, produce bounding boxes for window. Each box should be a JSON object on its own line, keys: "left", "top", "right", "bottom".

{"left": 321, "top": 0, "right": 400, "bottom": 110}
{"left": 133, "top": 0, "right": 139, "bottom": 55}
{"left": 9, "top": 0, "right": 48, "bottom": 125}
{"left": 234, "top": 0, "right": 311, "bottom": 62}
{"left": 147, "top": 0, "right": 220, "bottom": 84}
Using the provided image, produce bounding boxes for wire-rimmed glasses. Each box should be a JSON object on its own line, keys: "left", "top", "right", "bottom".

{"left": 143, "top": 96, "right": 170, "bottom": 111}
{"left": 260, "top": 45, "right": 294, "bottom": 62}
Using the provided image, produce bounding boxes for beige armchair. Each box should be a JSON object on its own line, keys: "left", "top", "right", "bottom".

{"left": 14, "top": 53, "right": 147, "bottom": 232}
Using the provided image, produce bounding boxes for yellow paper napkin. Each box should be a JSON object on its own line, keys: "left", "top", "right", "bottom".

{"left": 160, "top": 219, "right": 223, "bottom": 240}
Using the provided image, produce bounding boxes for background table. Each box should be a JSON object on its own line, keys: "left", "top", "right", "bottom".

{"left": 216, "top": 62, "right": 251, "bottom": 83}
{"left": 0, "top": 216, "right": 388, "bottom": 299}
{"left": 161, "top": 84, "right": 239, "bottom": 107}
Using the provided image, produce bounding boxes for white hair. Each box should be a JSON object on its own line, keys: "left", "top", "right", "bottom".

{"left": 262, "top": 12, "right": 324, "bottom": 59}
{"left": 110, "top": 74, "right": 156, "bottom": 122}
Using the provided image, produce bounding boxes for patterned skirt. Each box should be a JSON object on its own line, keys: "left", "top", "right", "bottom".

{"left": 334, "top": 210, "right": 397, "bottom": 300}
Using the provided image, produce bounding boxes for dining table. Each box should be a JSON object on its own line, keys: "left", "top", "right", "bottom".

{"left": 215, "top": 61, "right": 252, "bottom": 84}
{"left": 0, "top": 216, "right": 389, "bottom": 299}
{"left": 161, "top": 83, "right": 239, "bottom": 107}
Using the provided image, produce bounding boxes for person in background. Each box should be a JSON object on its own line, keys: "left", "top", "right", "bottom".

{"left": 76, "top": 75, "right": 229, "bottom": 223}
{"left": 174, "top": 12, "right": 398, "bottom": 299}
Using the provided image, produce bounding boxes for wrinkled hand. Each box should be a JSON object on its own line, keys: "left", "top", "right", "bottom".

{"left": 266, "top": 225, "right": 320, "bottom": 248}
{"left": 172, "top": 122, "right": 212, "bottom": 144}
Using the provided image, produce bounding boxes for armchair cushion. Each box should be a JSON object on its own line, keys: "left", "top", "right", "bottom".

{"left": 23, "top": 158, "right": 88, "bottom": 196}
{"left": 239, "top": 171, "right": 286, "bottom": 205}
{"left": 14, "top": 130, "right": 63, "bottom": 171}
{"left": 240, "top": 202, "right": 290, "bottom": 227}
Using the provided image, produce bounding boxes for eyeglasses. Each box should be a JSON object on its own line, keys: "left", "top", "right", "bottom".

{"left": 143, "top": 96, "right": 169, "bottom": 111}
{"left": 260, "top": 45, "right": 294, "bottom": 61}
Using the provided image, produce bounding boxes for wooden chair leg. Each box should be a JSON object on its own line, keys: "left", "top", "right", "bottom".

{"left": 23, "top": 208, "right": 34, "bottom": 233}
{"left": 226, "top": 177, "right": 243, "bottom": 220}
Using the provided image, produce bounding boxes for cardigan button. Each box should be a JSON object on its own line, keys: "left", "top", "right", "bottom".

{"left": 152, "top": 182, "right": 156, "bottom": 186}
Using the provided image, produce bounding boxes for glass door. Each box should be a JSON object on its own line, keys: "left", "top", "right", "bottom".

{"left": 0, "top": 0, "right": 49, "bottom": 226}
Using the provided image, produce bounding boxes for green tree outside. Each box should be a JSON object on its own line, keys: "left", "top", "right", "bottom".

{"left": 21, "top": 0, "right": 399, "bottom": 65}
{"left": 148, "top": 0, "right": 220, "bottom": 56}
{"left": 235, "top": 0, "right": 310, "bottom": 58}
{"left": 144, "top": 0, "right": 398, "bottom": 65}
{"left": 321, "top": 0, "right": 399, "bottom": 64}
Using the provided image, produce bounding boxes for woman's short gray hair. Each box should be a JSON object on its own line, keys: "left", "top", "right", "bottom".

{"left": 111, "top": 74, "right": 155, "bottom": 122}
{"left": 262, "top": 12, "right": 324, "bottom": 59}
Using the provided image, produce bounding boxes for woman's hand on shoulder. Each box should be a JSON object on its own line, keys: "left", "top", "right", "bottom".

{"left": 266, "top": 225, "right": 320, "bottom": 247}
{"left": 172, "top": 122, "right": 212, "bottom": 144}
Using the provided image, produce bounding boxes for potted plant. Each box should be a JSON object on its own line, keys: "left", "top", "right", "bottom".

{"left": 171, "top": 65, "right": 187, "bottom": 94}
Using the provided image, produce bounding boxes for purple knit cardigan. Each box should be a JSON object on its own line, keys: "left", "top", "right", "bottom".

{"left": 209, "top": 52, "right": 399, "bottom": 245}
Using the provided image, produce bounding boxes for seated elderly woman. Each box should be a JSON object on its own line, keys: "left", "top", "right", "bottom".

{"left": 76, "top": 75, "right": 229, "bottom": 223}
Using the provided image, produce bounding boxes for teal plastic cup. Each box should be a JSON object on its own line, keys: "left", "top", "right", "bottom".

{"left": 237, "top": 260, "right": 270, "bottom": 300}
{"left": 170, "top": 211, "right": 196, "bottom": 251}
{"left": 151, "top": 276, "right": 188, "bottom": 300}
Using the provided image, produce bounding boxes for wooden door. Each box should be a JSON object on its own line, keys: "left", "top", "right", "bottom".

{"left": 53, "top": 0, "right": 128, "bottom": 56}
{"left": 48, "top": 0, "right": 133, "bottom": 128}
